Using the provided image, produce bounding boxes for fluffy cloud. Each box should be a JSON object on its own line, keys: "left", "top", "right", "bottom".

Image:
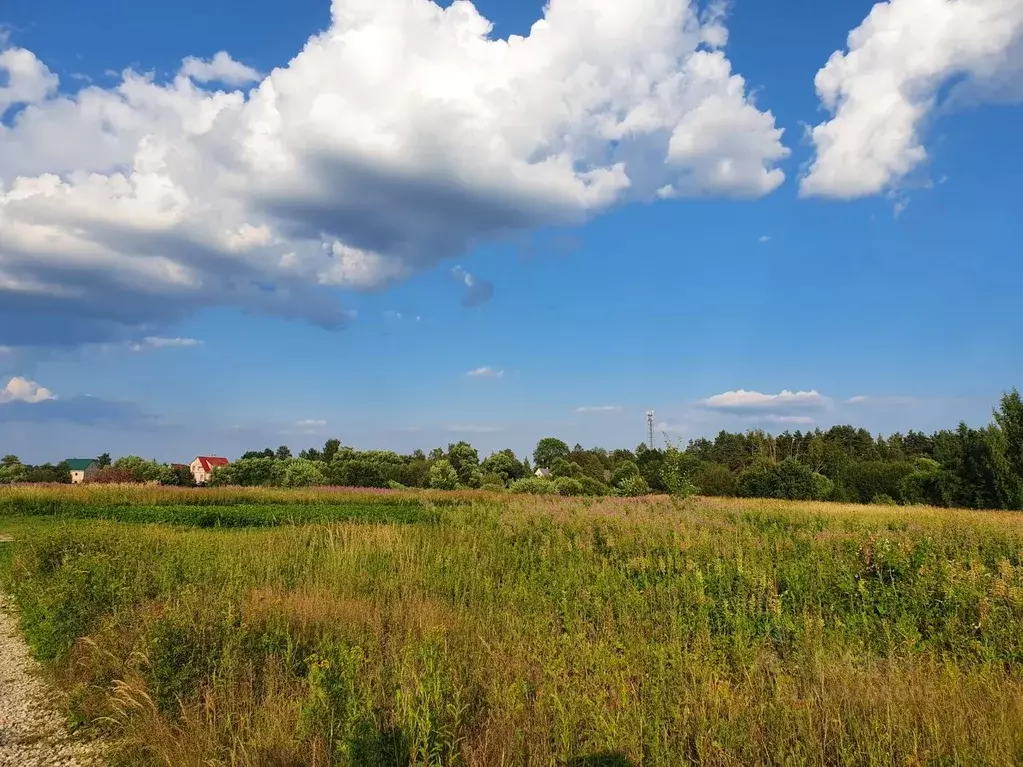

{"left": 0, "top": 376, "right": 56, "bottom": 403}
{"left": 179, "top": 52, "right": 261, "bottom": 86}
{"left": 801, "top": 0, "right": 1023, "bottom": 198}
{"left": 700, "top": 389, "right": 829, "bottom": 412}
{"left": 0, "top": 0, "right": 788, "bottom": 347}
{"left": 466, "top": 366, "right": 503, "bottom": 378}
{"left": 575, "top": 405, "right": 622, "bottom": 413}
{"left": 0, "top": 47, "right": 57, "bottom": 115}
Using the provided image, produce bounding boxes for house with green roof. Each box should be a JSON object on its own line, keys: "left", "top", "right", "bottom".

{"left": 66, "top": 458, "right": 99, "bottom": 484}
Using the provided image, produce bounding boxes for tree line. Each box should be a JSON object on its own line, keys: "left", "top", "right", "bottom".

{"left": 1, "top": 390, "right": 1021, "bottom": 510}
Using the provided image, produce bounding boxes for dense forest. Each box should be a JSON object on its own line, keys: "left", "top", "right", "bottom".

{"left": 2, "top": 390, "right": 1021, "bottom": 511}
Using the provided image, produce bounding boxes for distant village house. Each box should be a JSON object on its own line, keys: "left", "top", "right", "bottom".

{"left": 66, "top": 458, "right": 99, "bottom": 484}
{"left": 534, "top": 467, "right": 552, "bottom": 478}
{"left": 190, "top": 456, "right": 229, "bottom": 485}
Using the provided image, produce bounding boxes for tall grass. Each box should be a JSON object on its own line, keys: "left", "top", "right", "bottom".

{"left": 2, "top": 492, "right": 1022, "bottom": 765}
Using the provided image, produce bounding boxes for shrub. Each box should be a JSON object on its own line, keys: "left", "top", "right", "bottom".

{"left": 578, "top": 476, "right": 611, "bottom": 496}
{"left": 811, "top": 472, "right": 835, "bottom": 501}
{"left": 900, "top": 467, "right": 946, "bottom": 506}
{"left": 334, "top": 460, "right": 387, "bottom": 489}
{"left": 693, "top": 462, "right": 736, "bottom": 497}
{"left": 610, "top": 461, "right": 641, "bottom": 488}
{"left": 737, "top": 459, "right": 830, "bottom": 501}
{"left": 661, "top": 445, "right": 698, "bottom": 498}
{"left": 87, "top": 467, "right": 138, "bottom": 484}
{"left": 554, "top": 477, "right": 584, "bottom": 496}
{"left": 509, "top": 477, "right": 558, "bottom": 495}
{"left": 279, "top": 459, "right": 326, "bottom": 488}
{"left": 428, "top": 460, "right": 458, "bottom": 491}
{"left": 871, "top": 493, "right": 898, "bottom": 506}
{"left": 840, "top": 461, "right": 917, "bottom": 504}
{"left": 615, "top": 474, "right": 650, "bottom": 497}
{"left": 0, "top": 462, "right": 29, "bottom": 484}
{"left": 480, "top": 472, "right": 506, "bottom": 489}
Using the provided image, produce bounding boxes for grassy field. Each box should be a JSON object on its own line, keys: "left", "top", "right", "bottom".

{"left": 1, "top": 485, "right": 1022, "bottom": 766}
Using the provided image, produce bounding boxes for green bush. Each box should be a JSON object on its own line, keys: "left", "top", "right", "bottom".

{"left": 737, "top": 459, "right": 830, "bottom": 501}
{"left": 840, "top": 461, "right": 917, "bottom": 504}
{"left": 480, "top": 472, "right": 506, "bottom": 489}
{"left": 900, "top": 467, "right": 946, "bottom": 506}
{"left": 554, "top": 477, "right": 584, "bottom": 496}
{"left": 333, "top": 460, "right": 388, "bottom": 488}
{"left": 660, "top": 445, "right": 697, "bottom": 498}
{"left": 509, "top": 477, "right": 558, "bottom": 495}
{"left": 610, "top": 461, "right": 641, "bottom": 488}
{"left": 811, "top": 472, "right": 835, "bottom": 501}
{"left": 871, "top": 493, "right": 898, "bottom": 506}
{"left": 578, "top": 476, "right": 611, "bottom": 496}
{"left": 692, "top": 462, "right": 736, "bottom": 496}
{"left": 428, "top": 460, "right": 458, "bottom": 491}
{"left": 615, "top": 474, "right": 650, "bottom": 497}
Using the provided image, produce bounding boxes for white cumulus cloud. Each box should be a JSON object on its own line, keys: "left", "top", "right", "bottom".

{"left": 0, "top": 47, "right": 58, "bottom": 115}
{"left": 0, "top": 0, "right": 788, "bottom": 347}
{"left": 0, "top": 376, "right": 56, "bottom": 404}
{"left": 801, "top": 0, "right": 1023, "bottom": 198}
{"left": 575, "top": 405, "right": 622, "bottom": 413}
{"left": 700, "top": 389, "right": 829, "bottom": 411}
{"left": 179, "top": 51, "right": 262, "bottom": 86}
{"left": 466, "top": 366, "right": 503, "bottom": 378}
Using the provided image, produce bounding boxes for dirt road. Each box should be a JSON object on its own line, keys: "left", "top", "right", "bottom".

{"left": 0, "top": 572, "right": 104, "bottom": 765}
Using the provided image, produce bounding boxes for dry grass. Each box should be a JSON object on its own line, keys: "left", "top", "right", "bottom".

{"left": 2, "top": 489, "right": 1022, "bottom": 765}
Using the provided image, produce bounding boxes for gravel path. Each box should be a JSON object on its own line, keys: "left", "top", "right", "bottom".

{"left": 1, "top": 570, "right": 105, "bottom": 765}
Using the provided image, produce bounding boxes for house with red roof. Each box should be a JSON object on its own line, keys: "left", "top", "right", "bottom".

{"left": 190, "top": 455, "right": 229, "bottom": 485}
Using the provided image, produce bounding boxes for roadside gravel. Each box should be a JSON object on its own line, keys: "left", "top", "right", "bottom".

{"left": 1, "top": 554, "right": 105, "bottom": 766}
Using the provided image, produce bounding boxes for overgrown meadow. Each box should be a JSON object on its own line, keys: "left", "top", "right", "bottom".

{"left": 1, "top": 485, "right": 1022, "bottom": 766}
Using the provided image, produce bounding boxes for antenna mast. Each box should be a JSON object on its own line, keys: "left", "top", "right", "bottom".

{"left": 646, "top": 410, "right": 654, "bottom": 449}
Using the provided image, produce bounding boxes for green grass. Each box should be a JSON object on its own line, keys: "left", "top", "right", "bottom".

{"left": 0, "top": 485, "right": 443, "bottom": 527}
{"left": 1, "top": 487, "right": 1022, "bottom": 766}
{"left": 0, "top": 500, "right": 439, "bottom": 527}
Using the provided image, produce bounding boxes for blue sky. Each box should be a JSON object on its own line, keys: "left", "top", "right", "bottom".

{"left": 1, "top": 0, "right": 1021, "bottom": 463}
